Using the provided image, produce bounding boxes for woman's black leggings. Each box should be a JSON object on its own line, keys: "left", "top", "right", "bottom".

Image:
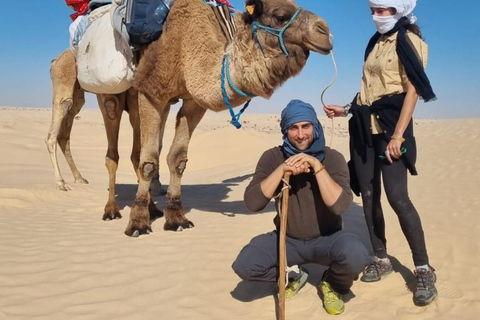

{"left": 352, "top": 134, "right": 429, "bottom": 266}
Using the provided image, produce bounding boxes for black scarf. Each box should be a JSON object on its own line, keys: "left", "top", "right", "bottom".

{"left": 364, "top": 17, "right": 436, "bottom": 102}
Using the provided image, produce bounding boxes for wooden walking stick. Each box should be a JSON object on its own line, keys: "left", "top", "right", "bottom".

{"left": 279, "top": 171, "right": 291, "bottom": 320}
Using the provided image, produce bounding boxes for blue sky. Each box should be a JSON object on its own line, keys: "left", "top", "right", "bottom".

{"left": 0, "top": 0, "right": 479, "bottom": 119}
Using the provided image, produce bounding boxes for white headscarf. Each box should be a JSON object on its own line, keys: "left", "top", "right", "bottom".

{"left": 368, "top": 0, "right": 417, "bottom": 25}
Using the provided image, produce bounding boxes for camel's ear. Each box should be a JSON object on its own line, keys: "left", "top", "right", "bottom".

{"left": 242, "top": 0, "right": 263, "bottom": 24}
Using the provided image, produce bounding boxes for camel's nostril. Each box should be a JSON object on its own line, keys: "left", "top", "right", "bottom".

{"left": 316, "top": 23, "right": 329, "bottom": 36}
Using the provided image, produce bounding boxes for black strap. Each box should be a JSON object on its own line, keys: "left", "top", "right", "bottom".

{"left": 364, "top": 17, "right": 436, "bottom": 102}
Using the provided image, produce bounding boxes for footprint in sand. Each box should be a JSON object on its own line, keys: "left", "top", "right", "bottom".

{"left": 436, "top": 280, "right": 464, "bottom": 299}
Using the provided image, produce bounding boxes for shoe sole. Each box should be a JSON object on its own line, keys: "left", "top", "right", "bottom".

{"left": 325, "top": 306, "right": 345, "bottom": 315}
{"left": 360, "top": 268, "right": 394, "bottom": 283}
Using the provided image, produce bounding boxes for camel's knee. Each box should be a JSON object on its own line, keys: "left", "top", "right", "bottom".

{"left": 140, "top": 162, "right": 158, "bottom": 181}
{"left": 60, "top": 98, "right": 74, "bottom": 111}
{"left": 105, "top": 96, "right": 119, "bottom": 120}
{"left": 176, "top": 160, "right": 188, "bottom": 176}
{"left": 168, "top": 152, "right": 188, "bottom": 176}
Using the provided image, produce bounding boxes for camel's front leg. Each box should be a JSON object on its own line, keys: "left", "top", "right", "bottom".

{"left": 149, "top": 102, "right": 170, "bottom": 196}
{"left": 98, "top": 93, "right": 126, "bottom": 221}
{"left": 125, "top": 93, "right": 166, "bottom": 237}
{"left": 164, "top": 99, "right": 207, "bottom": 231}
{"left": 127, "top": 89, "right": 165, "bottom": 219}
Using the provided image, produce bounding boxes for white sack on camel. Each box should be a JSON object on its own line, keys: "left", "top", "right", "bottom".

{"left": 76, "top": 4, "right": 135, "bottom": 94}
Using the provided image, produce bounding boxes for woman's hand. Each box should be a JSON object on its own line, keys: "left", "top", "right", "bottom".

{"left": 323, "top": 105, "right": 345, "bottom": 118}
{"left": 384, "top": 138, "right": 403, "bottom": 164}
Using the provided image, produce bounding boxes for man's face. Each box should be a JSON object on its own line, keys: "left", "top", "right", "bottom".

{"left": 287, "top": 121, "right": 314, "bottom": 151}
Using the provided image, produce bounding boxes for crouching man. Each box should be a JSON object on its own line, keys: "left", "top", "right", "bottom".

{"left": 232, "top": 99, "right": 372, "bottom": 315}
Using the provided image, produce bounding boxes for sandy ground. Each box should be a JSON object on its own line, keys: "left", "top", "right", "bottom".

{"left": 0, "top": 107, "right": 479, "bottom": 320}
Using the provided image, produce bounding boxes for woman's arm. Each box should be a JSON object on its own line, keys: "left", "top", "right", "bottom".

{"left": 385, "top": 80, "right": 418, "bottom": 163}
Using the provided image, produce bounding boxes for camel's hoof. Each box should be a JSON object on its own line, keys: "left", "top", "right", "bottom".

{"left": 102, "top": 212, "right": 122, "bottom": 221}
{"left": 164, "top": 220, "right": 195, "bottom": 232}
{"left": 56, "top": 182, "right": 71, "bottom": 191}
{"left": 125, "top": 226, "right": 152, "bottom": 237}
{"left": 75, "top": 177, "right": 89, "bottom": 185}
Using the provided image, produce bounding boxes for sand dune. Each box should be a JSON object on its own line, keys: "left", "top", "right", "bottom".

{"left": 0, "top": 107, "right": 479, "bottom": 319}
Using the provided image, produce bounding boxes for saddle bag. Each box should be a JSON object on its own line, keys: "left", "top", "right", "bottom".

{"left": 76, "top": 5, "right": 135, "bottom": 94}
{"left": 125, "top": 0, "right": 174, "bottom": 45}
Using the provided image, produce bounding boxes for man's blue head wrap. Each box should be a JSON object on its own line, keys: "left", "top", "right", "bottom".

{"left": 280, "top": 99, "right": 326, "bottom": 162}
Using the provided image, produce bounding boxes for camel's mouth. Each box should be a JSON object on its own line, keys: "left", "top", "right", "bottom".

{"left": 306, "top": 41, "right": 333, "bottom": 55}
{"left": 317, "top": 47, "right": 332, "bottom": 55}
{"left": 304, "top": 19, "right": 333, "bottom": 55}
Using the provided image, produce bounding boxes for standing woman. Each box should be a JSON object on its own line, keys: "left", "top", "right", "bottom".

{"left": 324, "top": 0, "right": 437, "bottom": 306}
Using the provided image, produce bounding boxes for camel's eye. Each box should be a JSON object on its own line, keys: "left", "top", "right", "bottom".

{"left": 276, "top": 14, "right": 291, "bottom": 24}
{"left": 272, "top": 8, "right": 293, "bottom": 25}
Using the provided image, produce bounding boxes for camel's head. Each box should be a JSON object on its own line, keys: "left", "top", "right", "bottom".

{"left": 242, "top": 0, "right": 333, "bottom": 56}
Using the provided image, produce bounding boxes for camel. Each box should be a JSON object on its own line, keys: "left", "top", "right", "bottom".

{"left": 46, "top": 49, "right": 165, "bottom": 221}
{"left": 126, "top": 0, "right": 332, "bottom": 236}
{"left": 47, "top": 0, "right": 332, "bottom": 236}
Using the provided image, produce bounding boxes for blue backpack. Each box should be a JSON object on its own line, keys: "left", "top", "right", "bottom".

{"left": 125, "top": 0, "right": 174, "bottom": 45}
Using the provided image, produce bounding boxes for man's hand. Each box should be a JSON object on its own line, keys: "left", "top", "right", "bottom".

{"left": 283, "top": 162, "right": 308, "bottom": 175}
{"left": 284, "top": 153, "right": 322, "bottom": 175}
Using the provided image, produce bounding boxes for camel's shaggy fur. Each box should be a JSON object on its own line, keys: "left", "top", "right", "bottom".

{"left": 46, "top": 0, "right": 332, "bottom": 236}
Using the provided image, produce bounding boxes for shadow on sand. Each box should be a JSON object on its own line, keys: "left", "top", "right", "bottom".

{"left": 114, "top": 173, "right": 416, "bottom": 303}
{"left": 115, "top": 173, "right": 258, "bottom": 216}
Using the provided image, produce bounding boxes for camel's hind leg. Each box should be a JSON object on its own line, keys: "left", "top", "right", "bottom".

{"left": 45, "top": 50, "right": 87, "bottom": 191}
{"left": 126, "top": 89, "right": 142, "bottom": 183}
{"left": 164, "top": 99, "right": 206, "bottom": 232}
{"left": 98, "top": 93, "right": 126, "bottom": 221}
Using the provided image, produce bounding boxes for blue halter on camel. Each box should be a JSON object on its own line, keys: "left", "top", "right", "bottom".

{"left": 221, "top": 8, "right": 303, "bottom": 128}
{"left": 280, "top": 99, "right": 326, "bottom": 162}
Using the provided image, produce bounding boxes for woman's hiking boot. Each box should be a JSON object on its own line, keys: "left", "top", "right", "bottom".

{"left": 360, "top": 258, "right": 393, "bottom": 282}
{"left": 413, "top": 266, "right": 438, "bottom": 306}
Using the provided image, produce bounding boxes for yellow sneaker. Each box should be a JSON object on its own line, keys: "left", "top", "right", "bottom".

{"left": 319, "top": 281, "right": 345, "bottom": 315}
{"left": 284, "top": 268, "right": 308, "bottom": 300}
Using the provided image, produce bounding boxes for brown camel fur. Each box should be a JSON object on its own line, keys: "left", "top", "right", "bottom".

{"left": 46, "top": 0, "right": 332, "bottom": 236}
{"left": 126, "top": 0, "right": 332, "bottom": 236}
{"left": 46, "top": 49, "right": 164, "bottom": 221}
